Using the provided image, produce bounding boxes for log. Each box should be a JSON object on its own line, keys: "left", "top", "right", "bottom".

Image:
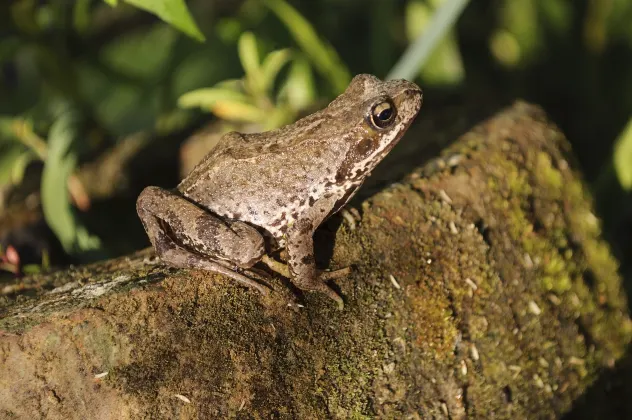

{"left": 1, "top": 102, "right": 630, "bottom": 419}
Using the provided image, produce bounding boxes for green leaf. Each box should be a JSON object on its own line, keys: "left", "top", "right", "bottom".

{"left": 614, "top": 116, "right": 632, "bottom": 190}
{"left": 261, "top": 49, "right": 292, "bottom": 93}
{"left": 11, "top": 150, "right": 36, "bottom": 185}
{"left": 0, "top": 144, "right": 25, "bottom": 187}
{"left": 496, "top": 0, "right": 540, "bottom": 62}
{"left": 263, "top": 0, "right": 350, "bottom": 94}
{"left": 42, "top": 111, "right": 79, "bottom": 252}
{"left": 210, "top": 100, "right": 267, "bottom": 124}
{"left": 178, "top": 87, "right": 251, "bottom": 110}
{"left": 238, "top": 32, "right": 260, "bottom": 79}
{"left": 214, "top": 79, "right": 244, "bottom": 91}
{"left": 0, "top": 117, "right": 17, "bottom": 144}
{"left": 22, "top": 264, "right": 42, "bottom": 275}
{"left": 78, "top": 25, "right": 178, "bottom": 136}
{"left": 101, "top": 24, "right": 177, "bottom": 79}
{"left": 0, "top": 117, "right": 37, "bottom": 187}
{"left": 238, "top": 32, "right": 264, "bottom": 97}
{"left": 73, "top": 0, "right": 92, "bottom": 33}
{"left": 120, "top": 0, "right": 205, "bottom": 42}
{"left": 41, "top": 108, "right": 100, "bottom": 253}
{"left": 178, "top": 87, "right": 265, "bottom": 123}
{"left": 103, "top": 0, "right": 118, "bottom": 5}
{"left": 278, "top": 56, "right": 315, "bottom": 112}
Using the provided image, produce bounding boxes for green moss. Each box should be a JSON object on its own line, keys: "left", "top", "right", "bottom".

{"left": 348, "top": 412, "right": 374, "bottom": 420}
{"left": 476, "top": 149, "right": 576, "bottom": 294}
{"left": 535, "top": 152, "right": 563, "bottom": 193}
{"left": 477, "top": 128, "right": 631, "bottom": 365}
{"left": 541, "top": 254, "right": 573, "bottom": 293}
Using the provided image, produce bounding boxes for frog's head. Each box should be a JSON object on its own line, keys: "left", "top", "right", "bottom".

{"left": 328, "top": 74, "right": 423, "bottom": 184}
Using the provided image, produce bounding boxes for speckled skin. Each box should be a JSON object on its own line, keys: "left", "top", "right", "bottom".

{"left": 137, "top": 74, "right": 422, "bottom": 309}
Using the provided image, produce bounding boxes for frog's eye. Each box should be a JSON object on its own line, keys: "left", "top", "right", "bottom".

{"left": 369, "top": 100, "right": 397, "bottom": 129}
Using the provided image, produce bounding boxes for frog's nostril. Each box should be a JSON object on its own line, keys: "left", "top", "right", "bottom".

{"left": 407, "top": 89, "right": 423, "bottom": 106}
{"left": 405, "top": 88, "right": 422, "bottom": 97}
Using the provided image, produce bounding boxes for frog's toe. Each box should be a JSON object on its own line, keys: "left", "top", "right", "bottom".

{"left": 320, "top": 266, "right": 352, "bottom": 280}
{"left": 222, "top": 269, "right": 271, "bottom": 296}
{"left": 261, "top": 255, "right": 291, "bottom": 278}
{"left": 319, "top": 284, "right": 345, "bottom": 311}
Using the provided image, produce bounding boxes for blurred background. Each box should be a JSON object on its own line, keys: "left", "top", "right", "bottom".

{"left": 0, "top": 0, "right": 630, "bottom": 302}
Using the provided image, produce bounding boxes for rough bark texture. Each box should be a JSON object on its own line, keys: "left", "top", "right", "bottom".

{"left": 1, "top": 102, "right": 630, "bottom": 419}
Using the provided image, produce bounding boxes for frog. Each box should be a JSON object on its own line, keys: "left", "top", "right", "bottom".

{"left": 136, "top": 74, "right": 423, "bottom": 309}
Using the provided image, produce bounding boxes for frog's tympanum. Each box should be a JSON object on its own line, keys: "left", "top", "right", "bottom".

{"left": 137, "top": 74, "right": 423, "bottom": 309}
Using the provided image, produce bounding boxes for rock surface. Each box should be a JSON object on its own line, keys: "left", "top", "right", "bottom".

{"left": 1, "top": 102, "right": 630, "bottom": 419}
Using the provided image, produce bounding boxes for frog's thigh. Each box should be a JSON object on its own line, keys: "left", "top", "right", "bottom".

{"left": 137, "top": 186, "right": 265, "bottom": 268}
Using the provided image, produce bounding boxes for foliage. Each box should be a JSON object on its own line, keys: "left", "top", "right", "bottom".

{"left": 103, "top": 0, "right": 205, "bottom": 41}
{"left": 0, "top": 119, "right": 36, "bottom": 189}
{"left": 178, "top": 31, "right": 316, "bottom": 131}
{"left": 41, "top": 104, "right": 100, "bottom": 254}
{"left": 614, "top": 117, "right": 632, "bottom": 191}
{"left": 263, "top": 0, "right": 350, "bottom": 94}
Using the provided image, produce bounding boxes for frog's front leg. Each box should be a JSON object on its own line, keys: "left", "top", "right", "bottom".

{"left": 285, "top": 196, "right": 351, "bottom": 310}
{"left": 136, "top": 186, "right": 269, "bottom": 294}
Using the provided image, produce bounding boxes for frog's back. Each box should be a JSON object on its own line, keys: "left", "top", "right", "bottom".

{"left": 179, "top": 110, "right": 329, "bottom": 185}
{"left": 175, "top": 73, "right": 421, "bottom": 235}
{"left": 176, "top": 109, "right": 353, "bottom": 229}
{"left": 178, "top": 74, "right": 382, "bottom": 191}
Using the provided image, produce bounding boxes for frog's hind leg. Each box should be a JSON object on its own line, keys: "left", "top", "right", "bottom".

{"left": 136, "top": 186, "right": 269, "bottom": 295}
{"left": 261, "top": 255, "right": 351, "bottom": 280}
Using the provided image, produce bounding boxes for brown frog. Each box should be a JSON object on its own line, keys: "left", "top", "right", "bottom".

{"left": 137, "top": 74, "right": 423, "bottom": 309}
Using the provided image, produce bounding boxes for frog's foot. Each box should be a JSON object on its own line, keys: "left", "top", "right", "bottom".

{"left": 261, "top": 255, "right": 348, "bottom": 310}
{"left": 261, "top": 255, "right": 292, "bottom": 278}
{"left": 304, "top": 269, "right": 352, "bottom": 310}
{"left": 137, "top": 186, "right": 270, "bottom": 296}
{"left": 262, "top": 255, "right": 352, "bottom": 280}
{"left": 141, "top": 225, "right": 270, "bottom": 295}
